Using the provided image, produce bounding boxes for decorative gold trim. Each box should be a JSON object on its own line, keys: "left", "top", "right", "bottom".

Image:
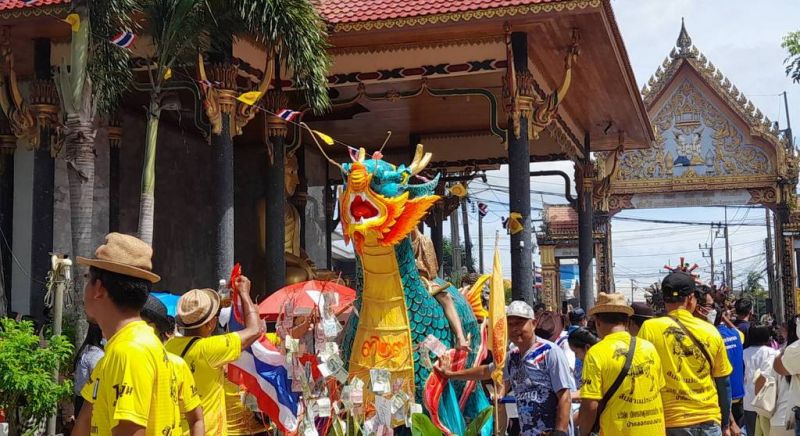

{"left": 330, "top": 0, "right": 601, "bottom": 33}
{"left": 0, "top": 5, "right": 68, "bottom": 20}
{"left": 611, "top": 174, "right": 778, "bottom": 195}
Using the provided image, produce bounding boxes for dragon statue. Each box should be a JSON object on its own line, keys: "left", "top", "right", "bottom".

{"left": 325, "top": 144, "right": 490, "bottom": 434}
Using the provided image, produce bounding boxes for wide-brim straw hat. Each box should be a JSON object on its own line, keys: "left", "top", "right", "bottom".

{"left": 176, "top": 288, "right": 221, "bottom": 329}
{"left": 77, "top": 233, "right": 160, "bottom": 283}
{"left": 588, "top": 292, "right": 634, "bottom": 317}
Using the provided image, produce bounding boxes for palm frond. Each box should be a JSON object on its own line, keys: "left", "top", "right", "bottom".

{"left": 144, "top": 0, "right": 212, "bottom": 80}
{"left": 232, "top": 0, "right": 331, "bottom": 113}
{"left": 87, "top": 0, "right": 140, "bottom": 115}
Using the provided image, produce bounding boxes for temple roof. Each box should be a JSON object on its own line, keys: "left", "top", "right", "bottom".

{"left": 318, "top": 0, "right": 566, "bottom": 25}
{"left": 641, "top": 19, "right": 784, "bottom": 147}
{"left": 543, "top": 205, "right": 578, "bottom": 234}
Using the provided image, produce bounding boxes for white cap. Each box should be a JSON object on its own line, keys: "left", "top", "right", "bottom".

{"left": 506, "top": 301, "right": 535, "bottom": 319}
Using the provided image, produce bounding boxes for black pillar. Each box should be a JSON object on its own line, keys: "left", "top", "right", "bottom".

{"left": 461, "top": 199, "right": 474, "bottom": 273}
{"left": 0, "top": 145, "right": 13, "bottom": 315}
{"left": 578, "top": 134, "right": 594, "bottom": 309}
{"left": 431, "top": 180, "right": 445, "bottom": 270}
{"left": 508, "top": 32, "right": 534, "bottom": 305}
{"left": 109, "top": 144, "right": 120, "bottom": 232}
{"left": 294, "top": 144, "right": 307, "bottom": 249}
{"left": 264, "top": 115, "right": 286, "bottom": 297}
{"left": 30, "top": 38, "right": 53, "bottom": 321}
{"left": 211, "top": 111, "right": 234, "bottom": 283}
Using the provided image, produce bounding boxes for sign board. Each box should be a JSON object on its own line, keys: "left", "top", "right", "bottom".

{"left": 555, "top": 247, "right": 579, "bottom": 258}
{"left": 630, "top": 190, "right": 752, "bottom": 209}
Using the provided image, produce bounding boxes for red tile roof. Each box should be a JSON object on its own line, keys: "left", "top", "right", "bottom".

{"left": 544, "top": 205, "right": 578, "bottom": 233}
{"left": 319, "top": 0, "right": 565, "bottom": 24}
{"left": 0, "top": 0, "right": 68, "bottom": 11}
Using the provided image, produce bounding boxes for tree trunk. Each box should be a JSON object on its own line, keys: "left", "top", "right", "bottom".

{"left": 64, "top": 113, "right": 96, "bottom": 345}
{"left": 137, "top": 99, "right": 160, "bottom": 246}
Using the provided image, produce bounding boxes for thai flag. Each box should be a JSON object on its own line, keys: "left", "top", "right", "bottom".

{"left": 111, "top": 31, "right": 136, "bottom": 48}
{"left": 277, "top": 109, "right": 301, "bottom": 122}
{"left": 226, "top": 264, "right": 300, "bottom": 433}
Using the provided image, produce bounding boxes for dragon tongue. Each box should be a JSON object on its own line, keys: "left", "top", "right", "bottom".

{"left": 351, "top": 195, "right": 379, "bottom": 220}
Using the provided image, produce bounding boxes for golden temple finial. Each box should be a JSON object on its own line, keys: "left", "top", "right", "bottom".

{"left": 676, "top": 18, "right": 695, "bottom": 58}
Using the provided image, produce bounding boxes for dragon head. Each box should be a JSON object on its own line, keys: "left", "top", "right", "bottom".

{"left": 339, "top": 145, "right": 441, "bottom": 255}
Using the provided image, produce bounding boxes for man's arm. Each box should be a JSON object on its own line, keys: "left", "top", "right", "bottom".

{"left": 111, "top": 420, "right": 145, "bottom": 436}
{"left": 774, "top": 351, "right": 791, "bottom": 376}
{"left": 73, "top": 403, "right": 92, "bottom": 436}
{"left": 434, "top": 292, "right": 470, "bottom": 351}
{"left": 185, "top": 406, "right": 205, "bottom": 436}
{"left": 553, "top": 388, "right": 571, "bottom": 435}
{"left": 234, "top": 276, "right": 265, "bottom": 349}
{"left": 714, "top": 376, "right": 731, "bottom": 431}
{"left": 435, "top": 363, "right": 492, "bottom": 381}
{"left": 577, "top": 398, "right": 599, "bottom": 436}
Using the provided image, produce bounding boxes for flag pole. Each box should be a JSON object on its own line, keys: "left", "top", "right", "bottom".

{"left": 492, "top": 230, "right": 502, "bottom": 436}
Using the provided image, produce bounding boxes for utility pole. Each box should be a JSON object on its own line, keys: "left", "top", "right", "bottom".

{"left": 461, "top": 199, "right": 474, "bottom": 273}
{"left": 450, "top": 205, "right": 462, "bottom": 279}
{"left": 765, "top": 208, "right": 776, "bottom": 302}
{"left": 714, "top": 216, "right": 732, "bottom": 289}
{"left": 630, "top": 279, "right": 635, "bottom": 302}
{"left": 700, "top": 241, "right": 714, "bottom": 285}
{"left": 478, "top": 203, "right": 486, "bottom": 274}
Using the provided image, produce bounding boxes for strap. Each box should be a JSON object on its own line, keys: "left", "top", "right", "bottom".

{"left": 668, "top": 315, "right": 714, "bottom": 370}
{"left": 592, "top": 336, "right": 637, "bottom": 433}
{"left": 180, "top": 337, "right": 201, "bottom": 359}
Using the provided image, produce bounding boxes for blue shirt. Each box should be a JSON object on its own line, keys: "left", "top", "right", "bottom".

{"left": 718, "top": 325, "right": 745, "bottom": 400}
{"left": 503, "top": 338, "right": 576, "bottom": 435}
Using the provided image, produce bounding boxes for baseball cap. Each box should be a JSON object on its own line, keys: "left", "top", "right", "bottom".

{"left": 661, "top": 271, "right": 696, "bottom": 299}
{"left": 569, "top": 308, "right": 586, "bottom": 324}
{"left": 506, "top": 301, "right": 535, "bottom": 319}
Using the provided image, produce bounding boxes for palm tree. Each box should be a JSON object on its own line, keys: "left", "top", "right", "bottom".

{"left": 135, "top": 0, "right": 330, "bottom": 250}
{"left": 55, "top": 0, "right": 138, "bottom": 343}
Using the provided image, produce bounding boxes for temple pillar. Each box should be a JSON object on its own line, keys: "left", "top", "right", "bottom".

{"left": 508, "top": 32, "right": 534, "bottom": 305}
{"left": 107, "top": 116, "right": 122, "bottom": 232}
{"left": 29, "top": 38, "right": 54, "bottom": 321}
{"left": 776, "top": 201, "right": 795, "bottom": 319}
{"left": 430, "top": 179, "right": 445, "bottom": 271}
{"left": 539, "top": 244, "right": 558, "bottom": 311}
{"left": 0, "top": 124, "right": 14, "bottom": 316}
{"left": 264, "top": 102, "right": 287, "bottom": 297}
{"left": 324, "top": 167, "right": 334, "bottom": 270}
{"left": 576, "top": 136, "right": 594, "bottom": 309}
{"left": 210, "top": 84, "right": 236, "bottom": 283}
{"left": 292, "top": 144, "right": 307, "bottom": 249}
{"left": 594, "top": 212, "right": 613, "bottom": 293}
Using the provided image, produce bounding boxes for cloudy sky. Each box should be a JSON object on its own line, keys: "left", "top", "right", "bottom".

{"left": 446, "top": 0, "right": 800, "bottom": 301}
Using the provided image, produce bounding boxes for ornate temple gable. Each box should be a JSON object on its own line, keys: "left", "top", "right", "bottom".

{"left": 641, "top": 20, "right": 784, "bottom": 147}
{"left": 609, "top": 20, "right": 797, "bottom": 206}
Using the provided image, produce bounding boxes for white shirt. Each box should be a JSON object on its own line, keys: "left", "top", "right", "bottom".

{"left": 778, "top": 340, "right": 800, "bottom": 408}
{"left": 743, "top": 345, "right": 779, "bottom": 411}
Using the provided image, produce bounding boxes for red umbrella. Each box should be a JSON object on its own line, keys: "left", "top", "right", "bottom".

{"left": 258, "top": 280, "right": 356, "bottom": 322}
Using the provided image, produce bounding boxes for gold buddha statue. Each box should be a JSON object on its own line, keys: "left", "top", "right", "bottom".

{"left": 259, "top": 152, "right": 339, "bottom": 285}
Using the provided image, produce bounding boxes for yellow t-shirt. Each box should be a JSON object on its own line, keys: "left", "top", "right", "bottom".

{"left": 81, "top": 320, "right": 179, "bottom": 435}
{"left": 580, "top": 331, "right": 665, "bottom": 435}
{"left": 639, "top": 309, "right": 733, "bottom": 427}
{"left": 166, "top": 333, "right": 242, "bottom": 436}
{"left": 168, "top": 354, "right": 201, "bottom": 415}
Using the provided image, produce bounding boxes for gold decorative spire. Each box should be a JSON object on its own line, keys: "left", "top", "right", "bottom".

{"left": 676, "top": 18, "right": 694, "bottom": 57}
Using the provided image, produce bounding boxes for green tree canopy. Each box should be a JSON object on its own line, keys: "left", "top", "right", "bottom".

{"left": 783, "top": 31, "right": 800, "bottom": 83}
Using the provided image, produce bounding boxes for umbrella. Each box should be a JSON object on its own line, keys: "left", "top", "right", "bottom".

{"left": 258, "top": 280, "right": 356, "bottom": 321}
{"left": 151, "top": 292, "right": 180, "bottom": 317}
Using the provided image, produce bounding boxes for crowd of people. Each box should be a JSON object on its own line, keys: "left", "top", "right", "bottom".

{"left": 35, "top": 230, "right": 800, "bottom": 436}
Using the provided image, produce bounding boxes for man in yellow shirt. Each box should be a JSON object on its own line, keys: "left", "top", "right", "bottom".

{"left": 166, "top": 277, "right": 263, "bottom": 436}
{"left": 73, "top": 233, "right": 179, "bottom": 436}
{"left": 577, "top": 292, "right": 665, "bottom": 436}
{"left": 639, "top": 271, "right": 734, "bottom": 436}
{"left": 141, "top": 295, "right": 205, "bottom": 436}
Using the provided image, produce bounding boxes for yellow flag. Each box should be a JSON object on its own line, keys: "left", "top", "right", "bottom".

{"left": 236, "top": 91, "right": 262, "bottom": 106}
{"left": 507, "top": 212, "right": 523, "bottom": 235}
{"left": 64, "top": 13, "right": 80, "bottom": 32}
{"left": 448, "top": 183, "right": 467, "bottom": 198}
{"left": 488, "top": 237, "right": 507, "bottom": 388}
{"left": 312, "top": 130, "right": 335, "bottom": 146}
{"left": 163, "top": 68, "right": 172, "bottom": 80}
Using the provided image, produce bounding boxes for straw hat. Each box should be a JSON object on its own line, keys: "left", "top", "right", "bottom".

{"left": 77, "top": 233, "right": 160, "bottom": 283}
{"left": 588, "top": 292, "right": 634, "bottom": 317}
{"left": 176, "top": 288, "right": 221, "bottom": 329}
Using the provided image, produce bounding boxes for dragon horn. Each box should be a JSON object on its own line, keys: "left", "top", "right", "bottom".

{"left": 409, "top": 143, "right": 432, "bottom": 176}
{"left": 300, "top": 122, "right": 344, "bottom": 172}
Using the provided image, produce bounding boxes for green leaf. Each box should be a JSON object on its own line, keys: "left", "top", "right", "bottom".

{"left": 465, "top": 406, "right": 494, "bottom": 436}
{"left": 411, "top": 413, "right": 443, "bottom": 436}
